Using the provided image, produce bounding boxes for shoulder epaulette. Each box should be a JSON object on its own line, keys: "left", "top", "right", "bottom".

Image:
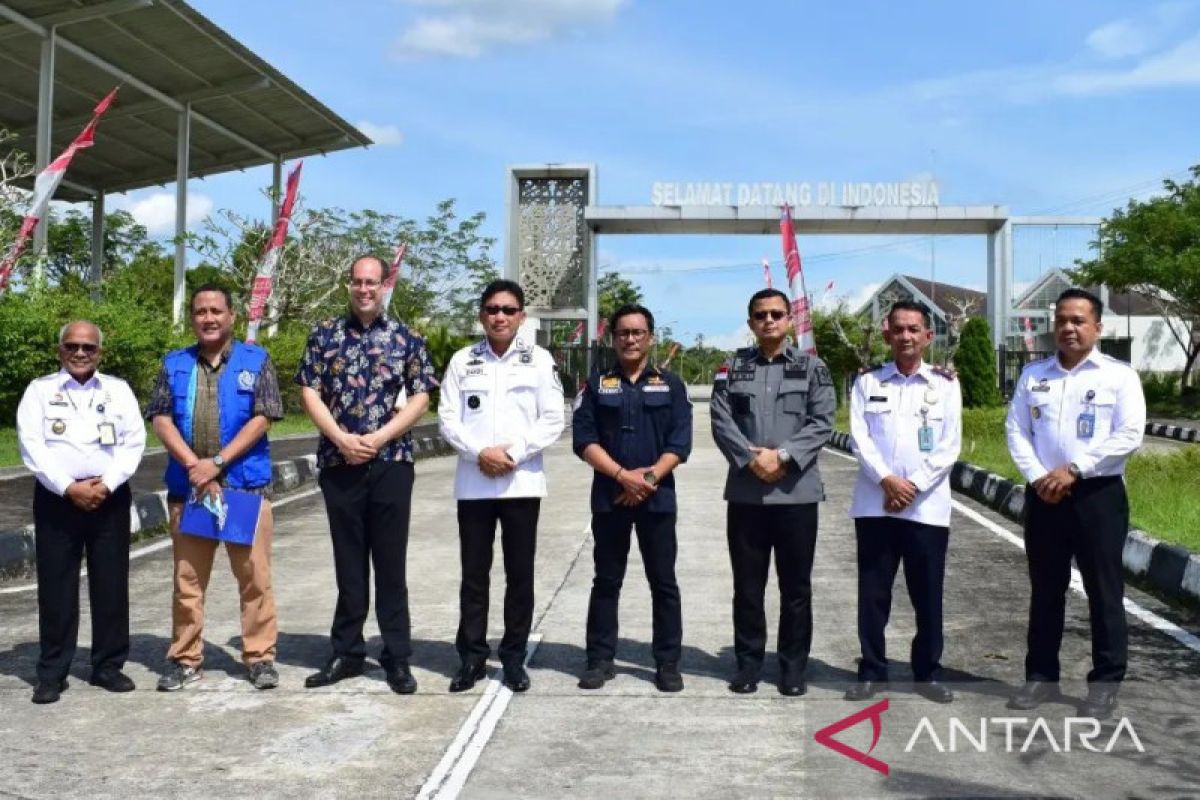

{"left": 932, "top": 365, "right": 957, "bottom": 381}
{"left": 858, "top": 363, "right": 884, "bottom": 375}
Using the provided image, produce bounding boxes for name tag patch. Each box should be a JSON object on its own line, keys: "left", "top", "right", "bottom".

{"left": 868, "top": 396, "right": 888, "bottom": 403}
{"left": 643, "top": 384, "right": 670, "bottom": 393}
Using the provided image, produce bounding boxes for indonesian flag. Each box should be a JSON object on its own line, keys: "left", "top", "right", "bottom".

{"left": 1022, "top": 317, "right": 1036, "bottom": 352}
{"left": 0, "top": 87, "right": 119, "bottom": 293}
{"left": 246, "top": 161, "right": 303, "bottom": 343}
{"left": 569, "top": 320, "right": 585, "bottom": 345}
{"left": 382, "top": 242, "right": 406, "bottom": 311}
{"left": 661, "top": 341, "right": 680, "bottom": 368}
{"left": 596, "top": 318, "right": 608, "bottom": 340}
{"left": 780, "top": 205, "right": 817, "bottom": 354}
{"left": 762, "top": 258, "right": 773, "bottom": 288}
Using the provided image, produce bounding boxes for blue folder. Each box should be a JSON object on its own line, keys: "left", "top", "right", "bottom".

{"left": 179, "top": 489, "right": 263, "bottom": 546}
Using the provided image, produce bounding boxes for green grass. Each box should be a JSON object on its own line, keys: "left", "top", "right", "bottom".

{"left": 837, "top": 405, "right": 1200, "bottom": 552}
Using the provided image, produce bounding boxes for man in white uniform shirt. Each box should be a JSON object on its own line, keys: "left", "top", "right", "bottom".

{"left": 16, "top": 320, "right": 146, "bottom": 704}
{"left": 847, "top": 301, "right": 961, "bottom": 704}
{"left": 438, "top": 279, "right": 565, "bottom": 693}
{"left": 1005, "top": 288, "right": 1145, "bottom": 719}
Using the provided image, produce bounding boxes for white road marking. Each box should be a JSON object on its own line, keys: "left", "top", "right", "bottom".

{"left": 823, "top": 446, "right": 1200, "bottom": 655}
{"left": 0, "top": 485, "right": 323, "bottom": 596}
{"left": 417, "top": 634, "right": 544, "bottom": 800}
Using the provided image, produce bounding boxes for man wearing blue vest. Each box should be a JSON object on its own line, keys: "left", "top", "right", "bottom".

{"left": 145, "top": 284, "right": 285, "bottom": 691}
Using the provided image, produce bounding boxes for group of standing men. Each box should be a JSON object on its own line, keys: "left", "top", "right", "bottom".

{"left": 18, "top": 258, "right": 1143, "bottom": 717}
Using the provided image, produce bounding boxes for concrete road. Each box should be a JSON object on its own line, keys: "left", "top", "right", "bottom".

{"left": 1, "top": 406, "right": 1198, "bottom": 799}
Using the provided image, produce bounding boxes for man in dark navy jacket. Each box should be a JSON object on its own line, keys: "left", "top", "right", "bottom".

{"left": 572, "top": 304, "right": 692, "bottom": 693}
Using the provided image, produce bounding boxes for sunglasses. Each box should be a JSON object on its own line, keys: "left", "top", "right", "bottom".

{"left": 60, "top": 342, "right": 99, "bottom": 354}
{"left": 483, "top": 304, "right": 522, "bottom": 316}
{"left": 752, "top": 310, "right": 788, "bottom": 321}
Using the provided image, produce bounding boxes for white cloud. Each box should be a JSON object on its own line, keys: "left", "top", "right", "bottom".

{"left": 110, "top": 191, "right": 214, "bottom": 237}
{"left": 705, "top": 323, "right": 753, "bottom": 352}
{"left": 1055, "top": 32, "right": 1200, "bottom": 95}
{"left": 357, "top": 120, "right": 405, "bottom": 146}
{"left": 1086, "top": 20, "right": 1152, "bottom": 59}
{"left": 394, "top": 0, "right": 628, "bottom": 60}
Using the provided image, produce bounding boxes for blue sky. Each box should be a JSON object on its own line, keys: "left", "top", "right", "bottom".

{"left": 96, "top": 0, "right": 1200, "bottom": 348}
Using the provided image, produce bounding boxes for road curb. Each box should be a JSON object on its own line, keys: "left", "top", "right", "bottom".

{"left": 827, "top": 430, "right": 1200, "bottom": 606}
{"left": 1145, "top": 421, "right": 1200, "bottom": 443}
{"left": 0, "top": 423, "right": 455, "bottom": 580}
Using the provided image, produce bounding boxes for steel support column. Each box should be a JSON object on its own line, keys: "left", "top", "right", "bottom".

{"left": 986, "top": 220, "right": 1012, "bottom": 348}
{"left": 172, "top": 103, "right": 190, "bottom": 325}
{"left": 90, "top": 189, "right": 104, "bottom": 294}
{"left": 32, "top": 25, "right": 56, "bottom": 281}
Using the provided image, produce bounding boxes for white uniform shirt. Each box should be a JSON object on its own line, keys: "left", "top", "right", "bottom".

{"left": 17, "top": 369, "right": 146, "bottom": 496}
{"left": 1005, "top": 348, "right": 1145, "bottom": 483}
{"left": 438, "top": 338, "right": 566, "bottom": 500}
{"left": 850, "top": 361, "right": 962, "bottom": 526}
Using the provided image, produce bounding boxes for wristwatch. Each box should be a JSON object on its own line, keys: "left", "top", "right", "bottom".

{"left": 212, "top": 453, "right": 226, "bottom": 471}
{"left": 777, "top": 448, "right": 792, "bottom": 464}
{"left": 1067, "top": 463, "right": 1081, "bottom": 480}
{"left": 643, "top": 470, "right": 659, "bottom": 487}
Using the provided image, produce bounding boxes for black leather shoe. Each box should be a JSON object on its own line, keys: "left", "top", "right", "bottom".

{"left": 1078, "top": 685, "right": 1119, "bottom": 719}
{"left": 655, "top": 662, "right": 684, "bottom": 693}
{"left": 305, "top": 656, "right": 364, "bottom": 688}
{"left": 449, "top": 661, "right": 488, "bottom": 693}
{"left": 727, "top": 669, "right": 759, "bottom": 694}
{"left": 778, "top": 673, "right": 806, "bottom": 697}
{"left": 578, "top": 660, "right": 616, "bottom": 690}
{"left": 914, "top": 680, "right": 954, "bottom": 704}
{"left": 1007, "top": 680, "right": 1061, "bottom": 710}
{"left": 386, "top": 662, "right": 418, "bottom": 695}
{"left": 501, "top": 662, "right": 530, "bottom": 692}
{"left": 32, "top": 678, "right": 68, "bottom": 705}
{"left": 844, "top": 681, "right": 882, "bottom": 701}
{"left": 90, "top": 667, "right": 135, "bottom": 693}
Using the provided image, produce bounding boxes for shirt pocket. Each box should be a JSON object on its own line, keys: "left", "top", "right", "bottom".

{"left": 1089, "top": 389, "right": 1118, "bottom": 435}
{"left": 1027, "top": 393, "right": 1051, "bottom": 426}
{"left": 507, "top": 371, "right": 541, "bottom": 415}
{"left": 864, "top": 400, "right": 891, "bottom": 436}
{"left": 461, "top": 376, "right": 490, "bottom": 417}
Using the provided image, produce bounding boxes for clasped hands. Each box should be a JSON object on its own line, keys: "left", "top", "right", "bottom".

{"left": 748, "top": 447, "right": 787, "bottom": 484}
{"left": 614, "top": 465, "right": 657, "bottom": 507}
{"left": 478, "top": 444, "right": 516, "bottom": 478}
{"left": 336, "top": 431, "right": 385, "bottom": 466}
{"left": 880, "top": 474, "right": 919, "bottom": 513}
{"left": 1031, "top": 465, "right": 1077, "bottom": 505}
{"left": 65, "top": 478, "right": 109, "bottom": 512}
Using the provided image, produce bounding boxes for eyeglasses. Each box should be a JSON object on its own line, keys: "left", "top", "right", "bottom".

{"left": 615, "top": 329, "right": 649, "bottom": 340}
{"left": 752, "top": 310, "right": 788, "bottom": 322}
{"left": 349, "top": 279, "right": 381, "bottom": 289}
{"left": 61, "top": 342, "right": 99, "bottom": 354}
{"left": 482, "top": 304, "right": 522, "bottom": 317}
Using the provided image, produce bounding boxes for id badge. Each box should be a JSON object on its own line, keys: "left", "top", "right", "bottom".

{"left": 1076, "top": 412, "right": 1095, "bottom": 440}
{"left": 98, "top": 422, "right": 117, "bottom": 446}
{"left": 918, "top": 425, "right": 934, "bottom": 452}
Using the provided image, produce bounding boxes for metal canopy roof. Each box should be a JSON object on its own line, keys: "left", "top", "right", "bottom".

{"left": 0, "top": 0, "right": 371, "bottom": 201}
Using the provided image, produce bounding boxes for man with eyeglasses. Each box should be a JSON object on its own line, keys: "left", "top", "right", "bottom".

{"left": 572, "top": 304, "right": 692, "bottom": 692}
{"left": 438, "top": 279, "right": 565, "bottom": 693}
{"left": 17, "top": 320, "right": 146, "bottom": 704}
{"left": 296, "top": 254, "right": 435, "bottom": 694}
{"left": 710, "top": 289, "right": 836, "bottom": 697}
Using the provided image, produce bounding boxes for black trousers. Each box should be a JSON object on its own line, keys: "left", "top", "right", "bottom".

{"left": 586, "top": 509, "right": 682, "bottom": 665}
{"left": 1024, "top": 476, "right": 1129, "bottom": 684}
{"left": 456, "top": 497, "right": 540, "bottom": 665}
{"left": 854, "top": 516, "right": 948, "bottom": 682}
{"left": 727, "top": 503, "right": 818, "bottom": 676}
{"left": 33, "top": 482, "right": 131, "bottom": 683}
{"left": 318, "top": 461, "right": 414, "bottom": 667}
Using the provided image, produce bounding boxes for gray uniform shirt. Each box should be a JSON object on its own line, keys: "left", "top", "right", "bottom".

{"left": 710, "top": 345, "right": 837, "bottom": 504}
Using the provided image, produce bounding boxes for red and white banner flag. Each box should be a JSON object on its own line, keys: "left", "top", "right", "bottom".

{"left": 762, "top": 258, "right": 773, "bottom": 288}
{"left": 568, "top": 320, "right": 585, "bottom": 345}
{"left": 780, "top": 205, "right": 817, "bottom": 354}
{"left": 660, "top": 341, "right": 680, "bottom": 368}
{"left": 0, "top": 87, "right": 119, "bottom": 293}
{"left": 246, "top": 161, "right": 303, "bottom": 343}
{"left": 1022, "top": 316, "right": 1036, "bottom": 352}
{"left": 596, "top": 318, "right": 608, "bottom": 340}
{"left": 381, "top": 242, "right": 406, "bottom": 312}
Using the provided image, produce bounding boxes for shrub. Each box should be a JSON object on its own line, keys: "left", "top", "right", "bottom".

{"left": 1140, "top": 371, "right": 1180, "bottom": 406}
{"left": 955, "top": 317, "right": 1002, "bottom": 408}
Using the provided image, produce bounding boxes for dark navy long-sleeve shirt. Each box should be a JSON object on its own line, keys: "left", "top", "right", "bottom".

{"left": 572, "top": 365, "right": 692, "bottom": 514}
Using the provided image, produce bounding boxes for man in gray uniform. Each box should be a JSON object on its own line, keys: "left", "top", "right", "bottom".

{"left": 711, "top": 288, "right": 836, "bottom": 696}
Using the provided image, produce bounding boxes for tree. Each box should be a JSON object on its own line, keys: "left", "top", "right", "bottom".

{"left": 598, "top": 272, "right": 643, "bottom": 323}
{"left": 187, "top": 197, "right": 498, "bottom": 332}
{"left": 1073, "top": 165, "right": 1200, "bottom": 394}
{"left": 955, "top": 317, "right": 1001, "bottom": 408}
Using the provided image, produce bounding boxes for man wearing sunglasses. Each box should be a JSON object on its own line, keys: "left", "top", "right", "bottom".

{"left": 438, "top": 279, "right": 565, "bottom": 693}
{"left": 572, "top": 304, "right": 692, "bottom": 692}
{"left": 17, "top": 320, "right": 146, "bottom": 704}
{"left": 710, "top": 289, "right": 836, "bottom": 697}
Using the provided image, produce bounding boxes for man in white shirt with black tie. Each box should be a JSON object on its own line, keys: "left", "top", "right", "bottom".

{"left": 439, "top": 279, "right": 565, "bottom": 693}
{"left": 16, "top": 320, "right": 146, "bottom": 704}
{"left": 1005, "top": 288, "right": 1145, "bottom": 719}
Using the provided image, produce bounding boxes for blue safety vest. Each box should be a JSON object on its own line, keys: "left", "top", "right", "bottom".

{"left": 162, "top": 340, "right": 272, "bottom": 497}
